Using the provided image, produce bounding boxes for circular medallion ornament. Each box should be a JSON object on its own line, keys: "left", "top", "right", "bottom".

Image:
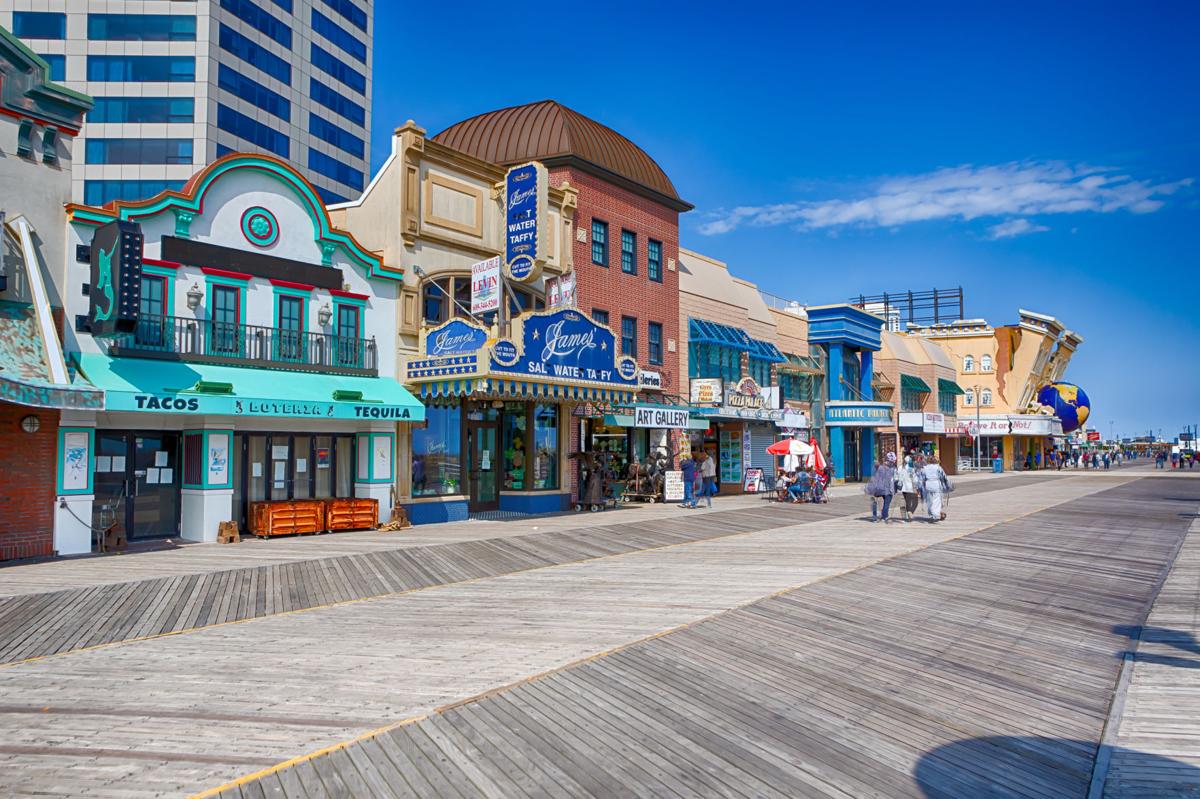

{"left": 492, "top": 340, "right": 520, "bottom": 367}
{"left": 616, "top": 357, "right": 638, "bottom": 382}
{"left": 241, "top": 206, "right": 278, "bottom": 248}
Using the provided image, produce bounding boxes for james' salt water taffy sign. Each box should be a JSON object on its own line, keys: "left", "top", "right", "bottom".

{"left": 491, "top": 310, "right": 639, "bottom": 387}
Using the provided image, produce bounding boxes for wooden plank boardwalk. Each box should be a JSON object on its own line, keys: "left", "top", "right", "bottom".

{"left": 0, "top": 475, "right": 1120, "bottom": 798}
{"left": 0, "top": 475, "right": 1039, "bottom": 666}
{"left": 220, "top": 475, "right": 1199, "bottom": 799}
{"left": 1102, "top": 502, "right": 1200, "bottom": 796}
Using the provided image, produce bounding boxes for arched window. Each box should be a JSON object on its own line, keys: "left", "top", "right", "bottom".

{"left": 422, "top": 275, "right": 543, "bottom": 325}
{"left": 963, "top": 355, "right": 974, "bottom": 372}
{"left": 964, "top": 391, "right": 975, "bottom": 406}
{"left": 981, "top": 354, "right": 993, "bottom": 372}
{"left": 981, "top": 389, "right": 993, "bottom": 406}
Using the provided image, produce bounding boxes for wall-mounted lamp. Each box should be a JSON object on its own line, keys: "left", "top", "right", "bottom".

{"left": 186, "top": 282, "right": 203, "bottom": 310}
{"left": 317, "top": 301, "right": 332, "bottom": 327}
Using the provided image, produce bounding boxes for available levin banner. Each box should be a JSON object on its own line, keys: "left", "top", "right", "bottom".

{"left": 504, "top": 161, "right": 548, "bottom": 283}
{"left": 489, "top": 309, "right": 638, "bottom": 387}
{"left": 470, "top": 256, "right": 501, "bottom": 314}
{"left": 545, "top": 270, "right": 577, "bottom": 309}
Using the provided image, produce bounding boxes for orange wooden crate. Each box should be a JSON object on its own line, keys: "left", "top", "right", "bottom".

{"left": 249, "top": 500, "right": 326, "bottom": 537}
{"left": 325, "top": 498, "right": 378, "bottom": 531}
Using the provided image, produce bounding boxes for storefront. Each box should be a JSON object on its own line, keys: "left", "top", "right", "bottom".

{"left": 402, "top": 311, "right": 640, "bottom": 522}
{"left": 957, "top": 415, "right": 1062, "bottom": 470}
{"left": 687, "top": 377, "right": 793, "bottom": 492}
{"left": 825, "top": 401, "right": 895, "bottom": 482}
{"left": 585, "top": 401, "right": 700, "bottom": 483}
{"left": 56, "top": 153, "right": 421, "bottom": 551}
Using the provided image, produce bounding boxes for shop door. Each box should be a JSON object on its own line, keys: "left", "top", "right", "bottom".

{"left": 467, "top": 421, "right": 499, "bottom": 511}
{"left": 92, "top": 431, "right": 181, "bottom": 541}
{"left": 843, "top": 429, "right": 862, "bottom": 482}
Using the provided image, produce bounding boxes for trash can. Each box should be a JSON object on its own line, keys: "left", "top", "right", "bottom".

{"left": 992, "top": 457, "right": 1003, "bottom": 473}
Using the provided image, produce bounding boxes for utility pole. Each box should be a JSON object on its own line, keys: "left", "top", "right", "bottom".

{"left": 973, "top": 384, "right": 981, "bottom": 471}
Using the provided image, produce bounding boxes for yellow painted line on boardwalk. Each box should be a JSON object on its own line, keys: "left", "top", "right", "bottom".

{"left": 189, "top": 474, "right": 1135, "bottom": 799}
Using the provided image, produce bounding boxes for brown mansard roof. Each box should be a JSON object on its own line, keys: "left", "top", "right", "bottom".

{"left": 433, "top": 100, "right": 692, "bottom": 212}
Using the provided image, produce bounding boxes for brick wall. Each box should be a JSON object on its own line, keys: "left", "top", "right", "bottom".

{"left": 0, "top": 403, "right": 59, "bottom": 561}
{"left": 549, "top": 168, "right": 681, "bottom": 394}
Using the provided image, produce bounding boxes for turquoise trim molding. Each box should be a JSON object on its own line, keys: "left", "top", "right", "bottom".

{"left": 183, "top": 429, "right": 235, "bottom": 489}
{"left": 272, "top": 287, "right": 309, "bottom": 363}
{"left": 57, "top": 427, "right": 95, "bottom": 496}
{"left": 241, "top": 206, "right": 279, "bottom": 247}
{"left": 204, "top": 276, "right": 247, "bottom": 357}
{"left": 356, "top": 431, "right": 395, "bottom": 484}
{"left": 65, "top": 154, "right": 401, "bottom": 282}
{"left": 142, "top": 264, "right": 176, "bottom": 315}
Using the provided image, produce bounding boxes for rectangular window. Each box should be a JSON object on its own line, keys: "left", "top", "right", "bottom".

{"left": 16, "top": 123, "right": 32, "bottom": 158}
{"left": 901, "top": 387, "right": 924, "bottom": 412}
{"left": 41, "top": 129, "right": 57, "bottom": 164}
{"left": 88, "top": 14, "right": 196, "bottom": 41}
{"left": 591, "top": 219, "right": 608, "bottom": 266}
{"left": 648, "top": 322, "right": 663, "bottom": 365}
{"left": 220, "top": 0, "right": 291, "bottom": 48}
{"left": 621, "top": 316, "right": 637, "bottom": 358}
{"left": 308, "top": 113, "right": 365, "bottom": 159}
{"left": 90, "top": 97, "right": 194, "bottom": 124}
{"left": 219, "top": 24, "right": 290, "bottom": 84}
{"left": 321, "top": 0, "right": 368, "bottom": 32}
{"left": 211, "top": 285, "right": 241, "bottom": 354}
{"left": 87, "top": 55, "right": 195, "bottom": 82}
{"left": 13, "top": 12, "right": 65, "bottom": 39}
{"left": 310, "top": 43, "right": 365, "bottom": 93}
{"left": 218, "top": 66, "right": 290, "bottom": 122}
{"left": 591, "top": 309, "right": 609, "bottom": 327}
{"left": 311, "top": 9, "right": 366, "bottom": 63}
{"left": 750, "top": 357, "right": 771, "bottom": 387}
{"left": 412, "top": 404, "right": 462, "bottom": 497}
{"left": 268, "top": 0, "right": 293, "bottom": 11}
{"left": 532, "top": 404, "right": 559, "bottom": 490}
{"left": 217, "top": 104, "right": 289, "bottom": 157}
{"left": 310, "top": 78, "right": 365, "bottom": 126}
{"left": 938, "top": 391, "right": 956, "bottom": 415}
{"left": 317, "top": 187, "right": 349, "bottom": 205}
{"left": 502, "top": 402, "right": 527, "bottom": 490}
{"left": 276, "top": 295, "right": 304, "bottom": 361}
{"left": 38, "top": 54, "right": 66, "bottom": 81}
{"left": 83, "top": 180, "right": 185, "bottom": 206}
{"left": 137, "top": 275, "right": 167, "bottom": 346}
{"left": 621, "top": 230, "right": 636, "bottom": 274}
{"left": 334, "top": 305, "right": 361, "bottom": 367}
{"left": 308, "top": 149, "right": 364, "bottom": 191}
{"left": 689, "top": 342, "right": 741, "bottom": 383}
{"left": 648, "top": 239, "right": 663, "bottom": 283}
{"left": 85, "top": 138, "right": 193, "bottom": 165}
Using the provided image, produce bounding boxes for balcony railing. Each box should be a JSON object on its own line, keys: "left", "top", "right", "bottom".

{"left": 108, "top": 314, "right": 377, "bottom": 376}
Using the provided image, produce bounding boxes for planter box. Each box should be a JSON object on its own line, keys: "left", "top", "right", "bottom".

{"left": 325, "top": 498, "right": 379, "bottom": 532}
{"left": 249, "top": 500, "right": 326, "bottom": 538}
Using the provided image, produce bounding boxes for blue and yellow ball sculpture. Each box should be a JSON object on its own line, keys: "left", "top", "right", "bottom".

{"left": 1037, "top": 383, "right": 1091, "bottom": 433}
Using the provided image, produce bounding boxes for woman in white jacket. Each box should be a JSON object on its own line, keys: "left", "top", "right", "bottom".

{"left": 919, "top": 456, "right": 951, "bottom": 522}
{"left": 896, "top": 455, "right": 920, "bottom": 522}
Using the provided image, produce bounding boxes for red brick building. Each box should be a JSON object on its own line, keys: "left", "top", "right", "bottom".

{"left": 434, "top": 100, "right": 692, "bottom": 395}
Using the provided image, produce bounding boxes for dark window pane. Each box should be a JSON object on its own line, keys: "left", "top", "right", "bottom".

{"left": 311, "top": 9, "right": 366, "bottom": 63}
{"left": 83, "top": 180, "right": 185, "bottom": 206}
{"left": 218, "top": 66, "right": 290, "bottom": 121}
{"left": 591, "top": 219, "right": 608, "bottom": 266}
{"left": 621, "top": 316, "right": 637, "bottom": 358}
{"left": 219, "top": 24, "right": 290, "bottom": 84}
{"left": 38, "top": 54, "right": 66, "bottom": 81}
{"left": 88, "top": 14, "right": 196, "bottom": 41}
{"left": 621, "top": 230, "right": 636, "bottom": 274}
{"left": 592, "top": 309, "right": 609, "bottom": 327}
{"left": 310, "top": 43, "right": 365, "bottom": 93}
{"left": 219, "top": 0, "right": 291, "bottom": 47}
{"left": 90, "top": 97, "right": 194, "bottom": 124}
{"left": 85, "top": 138, "right": 193, "bottom": 165}
{"left": 87, "top": 55, "right": 195, "bottom": 82}
{"left": 320, "top": 0, "right": 367, "bottom": 32}
{"left": 648, "top": 239, "right": 662, "bottom": 282}
{"left": 648, "top": 322, "right": 663, "bottom": 365}
{"left": 309, "top": 77, "right": 365, "bottom": 126}
{"left": 308, "top": 149, "right": 363, "bottom": 190}
{"left": 14, "top": 12, "right": 66, "bottom": 39}
{"left": 309, "top": 113, "right": 364, "bottom": 158}
{"left": 217, "top": 104, "right": 289, "bottom": 157}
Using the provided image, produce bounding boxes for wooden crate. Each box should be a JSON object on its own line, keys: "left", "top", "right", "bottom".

{"left": 325, "top": 497, "right": 379, "bottom": 531}
{"left": 249, "top": 500, "right": 326, "bottom": 538}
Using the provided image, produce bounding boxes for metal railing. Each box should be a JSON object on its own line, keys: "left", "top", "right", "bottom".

{"left": 759, "top": 290, "right": 807, "bottom": 315}
{"left": 109, "top": 314, "right": 377, "bottom": 375}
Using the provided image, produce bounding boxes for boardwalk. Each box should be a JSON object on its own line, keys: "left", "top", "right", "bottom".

{"left": 0, "top": 469, "right": 1192, "bottom": 797}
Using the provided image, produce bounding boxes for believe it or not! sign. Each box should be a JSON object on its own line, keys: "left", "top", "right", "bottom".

{"left": 504, "top": 162, "right": 548, "bottom": 283}
{"left": 633, "top": 406, "right": 690, "bottom": 429}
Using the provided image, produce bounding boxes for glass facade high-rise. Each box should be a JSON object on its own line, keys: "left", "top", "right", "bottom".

{"left": 2, "top": 2, "right": 373, "bottom": 206}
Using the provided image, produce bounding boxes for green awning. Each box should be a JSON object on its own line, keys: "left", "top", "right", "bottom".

{"left": 938, "top": 378, "right": 966, "bottom": 396}
{"left": 76, "top": 353, "right": 425, "bottom": 421}
{"left": 900, "top": 374, "right": 931, "bottom": 393}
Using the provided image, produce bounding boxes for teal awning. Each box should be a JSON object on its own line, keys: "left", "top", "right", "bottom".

{"left": 76, "top": 353, "right": 424, "bottom": 421}
{"left": 938, "top": 378, "right": 966, "bottom": 396}
{"left": 900, "top": 374, "right": 931, "bottom": 393}
{"left": 689, "top": 318, "right": 785, "bottom": 363}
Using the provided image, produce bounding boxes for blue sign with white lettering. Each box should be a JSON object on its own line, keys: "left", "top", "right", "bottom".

{"left": 425, "top": 319, "right": 488, "bottom": 358}
{"left": 505, "top": 163, "right": 543, "bottom": 282}
{"left": 491, "top": 310, "right": 638, "bottom": 386}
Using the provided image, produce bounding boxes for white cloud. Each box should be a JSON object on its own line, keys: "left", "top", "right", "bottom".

{"left": 698, "top": 162, "right": 1192, "bottom": 237}
{"left": 985, "top": 218, "right": 1050, "bottom": 240}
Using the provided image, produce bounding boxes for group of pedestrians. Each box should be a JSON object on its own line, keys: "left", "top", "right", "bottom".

{"left": 864, "top": 451, "right": 953, "bottom": 524}
{"left": 1157, "top": 450, "right": 1197, "bottom": 469}
{"left": 677, "top": 450, "right": 717, "bottom": 509}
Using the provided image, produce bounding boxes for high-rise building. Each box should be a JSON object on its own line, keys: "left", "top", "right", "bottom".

{"left": 1, "top": 1, "right": 372, "bottom": 206}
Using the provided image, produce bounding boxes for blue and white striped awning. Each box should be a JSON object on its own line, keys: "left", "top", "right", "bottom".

{"left": 416, "top": 378, "right": 634, "bottom": 404}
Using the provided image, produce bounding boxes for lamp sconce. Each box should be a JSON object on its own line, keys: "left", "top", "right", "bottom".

{"left": 186, "top": 283, "right": 203, "bottom": 310}
{"left": 318, "top": 302, "right": 332, "bottom": 327}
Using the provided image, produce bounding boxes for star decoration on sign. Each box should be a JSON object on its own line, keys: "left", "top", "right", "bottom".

{"left": 532, "top": 329, "right": 539, "bottom": 340}
{"left": 601, "top": 341, "right": 607, "bottom": 350}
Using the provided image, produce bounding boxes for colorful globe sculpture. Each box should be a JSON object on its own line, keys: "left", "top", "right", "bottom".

{"left": 1036, "top": 382, "right": 1091, "bottom": 433}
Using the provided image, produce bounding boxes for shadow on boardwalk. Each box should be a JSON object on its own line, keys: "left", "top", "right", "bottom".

{"left": 1113, "top": 623, "right": 1200, "bottom": 669}
{"left": 914, "top": 736, "right": 1200, "bottom": 798}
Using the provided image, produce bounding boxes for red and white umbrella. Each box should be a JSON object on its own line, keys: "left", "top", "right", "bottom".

{"left": 766, "top": 438, "right": 814, "bottom": 457}
{"left": 806, "top": 437, "right": 828, "bottom": 472}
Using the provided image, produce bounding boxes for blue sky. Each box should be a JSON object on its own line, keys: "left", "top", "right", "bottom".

{"left": 372, "top": 1, "right": 1199, "bottom": 440}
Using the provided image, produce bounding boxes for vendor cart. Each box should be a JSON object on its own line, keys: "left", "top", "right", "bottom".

{"left": 620, "top": 456, "right": 664, "bottom": 504}
{"left": 569, "top": 451, "right": 615, "bottom": 512}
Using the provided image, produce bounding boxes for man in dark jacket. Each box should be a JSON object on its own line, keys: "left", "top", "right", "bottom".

{"left": 679, "top": 454, "right": 697, "bottom": 509}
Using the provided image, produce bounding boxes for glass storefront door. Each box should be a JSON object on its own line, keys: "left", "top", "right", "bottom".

{"left": 467, "top": 421, "right": 499, "bottom": 511}
{"left": 91, "top": 431, "right": 181, "bottom": 541}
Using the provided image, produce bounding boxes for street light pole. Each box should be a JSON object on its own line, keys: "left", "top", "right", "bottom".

{"left": 974, "top": 384, "right": 981, "bottom": 471}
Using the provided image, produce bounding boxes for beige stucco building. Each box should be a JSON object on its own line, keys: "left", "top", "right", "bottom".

{"left": 911, "top": 309, "right": 1083, "bottom": 469}
{"left": 873, "top": 331, "right": 965, "bottom": 474}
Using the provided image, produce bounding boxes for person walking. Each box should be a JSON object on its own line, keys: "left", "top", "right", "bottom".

{"left": 679, "top": 453, "right": 697, "bottom": 509}
{"left": 698, "top": 450, "right": 717, "bottom": 508}
{"left": 1102, "top": 451, "right": 1111, "bottom": 470}
{"left": 919, "top": 456, "right": 951, "bottom": 522}
{"left": 896, "top": 455, "right": 920, "bottom": 522}
{"left": 866, "top": 452, "right": 898, "bottom": 523}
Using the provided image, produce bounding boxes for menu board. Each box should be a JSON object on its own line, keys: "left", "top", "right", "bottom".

{"left": 663, "top": 471, "right": 684, "bottom": 502}
{"left": 719, "top": 426, "right": 743, "bottom": 484}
